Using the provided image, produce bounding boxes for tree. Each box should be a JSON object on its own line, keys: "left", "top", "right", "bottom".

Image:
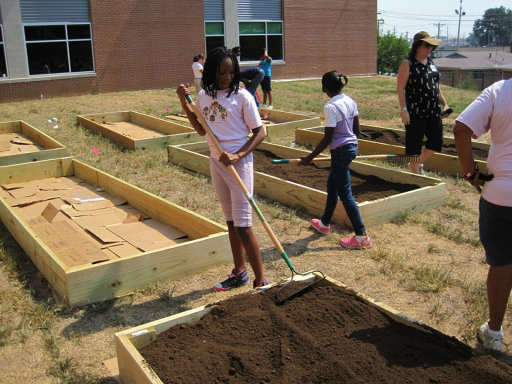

{"left": 377, "top": 31, "right": 409, "bottom": 74}
{"left": 473, "top": 6, "right": 512, "bottom": 46}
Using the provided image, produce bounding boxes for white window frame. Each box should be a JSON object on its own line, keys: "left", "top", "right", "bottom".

{"left": 238, "top": 20, "right": 283, "bottom": 63}
{"left": 23, "top": 22, "right": 95, "bottom": 76}
{"left": 0, "top": 25, "right": 7, "bottom": 78}
{"left": 205, "top": 20, "right": 225, "bottom": 54}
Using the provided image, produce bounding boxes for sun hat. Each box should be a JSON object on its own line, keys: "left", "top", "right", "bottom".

{"left": 413, "top": 31, "right": 442, "bottom": 46}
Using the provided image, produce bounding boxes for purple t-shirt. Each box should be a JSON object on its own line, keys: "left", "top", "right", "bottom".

{"left": 323, "top": 94, "right": 359, "bottom": 150}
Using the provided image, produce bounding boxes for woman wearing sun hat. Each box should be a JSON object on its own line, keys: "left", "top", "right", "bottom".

{"left": 397, "top": 31, "right": 451, "bottom": 175}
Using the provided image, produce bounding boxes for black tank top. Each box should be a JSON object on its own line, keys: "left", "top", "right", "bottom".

{"left": 405, "top": 57, "right": 441, "bottom": 119}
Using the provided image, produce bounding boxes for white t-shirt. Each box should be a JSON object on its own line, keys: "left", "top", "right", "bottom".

{"left": 197, "top": 88, "right": 262, "bottom": 159}
{"left": 324, "top": 93, "right": 359, "bottom": 150}
{"left": 456, "top": 79, "right": 512, "bottom": 207}
{"left": 192, "top": 62, "right": 203, "bottom": 79}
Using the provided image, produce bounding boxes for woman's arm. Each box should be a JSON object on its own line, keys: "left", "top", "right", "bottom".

{"left": 396, "top": 59, "right": 410, "bottom": 125}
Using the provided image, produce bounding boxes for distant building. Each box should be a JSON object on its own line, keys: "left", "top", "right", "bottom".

{"left": 0, "top": 0, "right": 377, "bottom": 103}
{"left": 435, "top": 48, "right": 512, "bottom": 90}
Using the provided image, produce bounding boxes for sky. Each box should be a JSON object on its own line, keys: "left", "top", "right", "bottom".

{"left": 377, "top": 0, "right": 509, "bottom": 41}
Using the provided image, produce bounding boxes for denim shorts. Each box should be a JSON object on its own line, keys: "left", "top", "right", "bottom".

{"left": 479, "top": 197, "right": 512, "bottom": 266}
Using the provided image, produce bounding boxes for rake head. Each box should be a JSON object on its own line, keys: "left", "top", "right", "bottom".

{"left": 275, "top": 270, "right": 326, "bottom": 305}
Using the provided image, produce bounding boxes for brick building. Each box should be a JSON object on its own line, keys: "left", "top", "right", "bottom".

{"left": 0, "top": 0, "right": 377, "bottom": 103}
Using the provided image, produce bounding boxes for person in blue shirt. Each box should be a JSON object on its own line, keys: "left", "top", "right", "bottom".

{"left": 258, "top": 47, "right": 273, "bottom": 109}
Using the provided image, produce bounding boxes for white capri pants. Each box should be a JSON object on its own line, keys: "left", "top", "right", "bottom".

{"left": 209, "top": 154, "right": 254, "bottom": 227}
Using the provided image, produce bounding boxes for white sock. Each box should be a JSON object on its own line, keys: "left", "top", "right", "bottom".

{"left": 319, "top": 221, "right": 330, "bottom": 229}
{"left": 487, "top": 323, "right": 503, "bottom": 337}
{"left": 355, "top": 235, "right": 367, "bottom": 242}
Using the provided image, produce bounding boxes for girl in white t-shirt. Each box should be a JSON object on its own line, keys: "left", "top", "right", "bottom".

{"left": 177, "top": 47, "right": 268, "bottom": 291}
{"left": 191, "top": 54, "right": 205, "bottom": 94}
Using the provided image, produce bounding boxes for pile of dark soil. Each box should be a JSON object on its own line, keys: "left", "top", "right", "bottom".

{"left": 253, "top": 149, "right": 417, "bottom": 202}
{"left": 140, "top": 284, "right": 512, "bottom": 384}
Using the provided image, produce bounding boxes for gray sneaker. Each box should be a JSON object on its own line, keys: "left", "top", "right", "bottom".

{"left": 477, "top": 322, "right": 503, "bottom": 352}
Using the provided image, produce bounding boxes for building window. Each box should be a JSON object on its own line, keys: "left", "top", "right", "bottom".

{"left": 205, "top": 21, "right": 224, "bottom": 55}
{"left": 238, "top": 21, "right": 282, "bottom": 61}
{"left": 473, "top": 71, "right": 483, "bottom": 80}
{"left": 24, "top": 23, "right": 94, "bottom": 75}
{"left": 0, "top": 26, "right": 6, "bottom": 77}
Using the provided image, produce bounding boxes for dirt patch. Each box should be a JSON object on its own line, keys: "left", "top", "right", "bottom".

{"left": 361, "top": 129, "right": 488, "bottom": 161}
{"left": 140, "top": 284, "right": 512, "bottom": 384}
{"left": 253, "top": 149, "right": 417, "bottom": 202}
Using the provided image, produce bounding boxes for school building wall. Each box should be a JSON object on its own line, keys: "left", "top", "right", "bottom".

{"left": 276, "top": 0, "right": 377, "bottom": 79}
{"left": 0, "top": 0, "right": 377, "bottom": 103}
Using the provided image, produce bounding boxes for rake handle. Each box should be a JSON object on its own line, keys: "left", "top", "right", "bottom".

{"left": 184, "top": 94, "right": 294, "bottom": 271}
{"left": 272, "top": 154, "right": 419, "bottom": 164}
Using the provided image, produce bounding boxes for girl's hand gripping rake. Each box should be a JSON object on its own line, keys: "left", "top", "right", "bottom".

{"left": 184, "top": 93, "right": 325, "bottom": 304}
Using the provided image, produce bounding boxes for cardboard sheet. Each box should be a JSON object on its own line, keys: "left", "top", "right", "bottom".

{"left": 106, "top": 221, "right": 179, "bottom": 252}
{"left": 28, "top": 218, "right": 113, "bottom": 267}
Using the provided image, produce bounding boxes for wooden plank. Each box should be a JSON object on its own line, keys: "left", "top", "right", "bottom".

{"left": 130, "top": 111, "right": 193, "bottom": 135}
{"left": 256, "top": 108, "right": 321, "bottom": 139}
{"left": 0, "top": 121, "right": 21, "bottom": 134}
{"left": 20, "top": 121, "right": 66, "bottom": 150}
{"left": 0, "top": 194, "right": 69, "bottom": 301}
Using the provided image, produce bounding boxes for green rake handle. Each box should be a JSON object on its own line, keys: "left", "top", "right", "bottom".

{"left": 184, "top": 93, "right": 294, "bottom": 271}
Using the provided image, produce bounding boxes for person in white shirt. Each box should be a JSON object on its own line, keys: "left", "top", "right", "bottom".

{"left": 454, "top": 78, "right": 512, "bottom": 353}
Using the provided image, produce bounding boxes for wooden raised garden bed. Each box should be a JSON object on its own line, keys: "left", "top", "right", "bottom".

{"left": 0, "top": 120, "right": 69, "bottom": 166}
{"left": 76, "top": 111, "right": 202, "bottom": 151}
{"left": 295, "top": 124, "right": 489, "bottom": 176}
{"left": 167, "top": 141, "right": 446, "bottom": 228}
{"left": 258, "top": 107, "right": 321, "bottom": 139}
{"left": 0, "top": 157, "right": 231, "bottom": 307}
{"left": 115, "top": 273, "right": 512, "bottom": 384}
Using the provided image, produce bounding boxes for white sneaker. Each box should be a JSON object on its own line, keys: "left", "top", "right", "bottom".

{"left": 477, "top": 322, "right": 503, "bottom": 352}
{"left": 261, "top": 104, "right": 267, "bottom": 108}
{"left": 418, "top": 164, "right": 426, "bottom": 176}
{"left": 267, "top": 105, "right": 273, "bottom": 110}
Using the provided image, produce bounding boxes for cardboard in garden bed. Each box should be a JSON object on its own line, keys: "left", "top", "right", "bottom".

{"left": 0, "top": 120, "right": 69, "bottom": 166}
{"left": 167, "top": 141, "right": 446, "bottom": 227}
{"left": 295, "top": 124, "right": 489, "bottom": 177}
{"left": 76, "top": 111, "right": 203, "bottom": 151}
{"left": 115, "top": 274, "right": 512, "bottom": 384}
{"left": 0, "top": 157, "right": 231, "bottom": 307}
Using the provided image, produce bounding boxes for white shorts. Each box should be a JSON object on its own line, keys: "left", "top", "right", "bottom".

{"left": 210, "top": 154, "right": 253, "bottom": 227}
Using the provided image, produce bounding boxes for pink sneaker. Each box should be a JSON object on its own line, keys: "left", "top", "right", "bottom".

{"left": 311, "top": 218, "right": 331, "bottom": 234}
{"left": 340, "top": 235, "right": 372, "bottom": 249}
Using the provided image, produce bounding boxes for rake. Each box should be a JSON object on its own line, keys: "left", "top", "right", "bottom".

{"left": 272, "top": 154, "right": 421, "bottom": 165}
{"left": 184, "top": 92, "right": 325, "bottom": 305}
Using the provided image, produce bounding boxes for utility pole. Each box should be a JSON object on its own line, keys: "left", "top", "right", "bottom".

{"left": 433, "top": 23, "right": 446, "bottom": 39}
{"left": 455, "top": 0, "right": 465, "bottom": 51}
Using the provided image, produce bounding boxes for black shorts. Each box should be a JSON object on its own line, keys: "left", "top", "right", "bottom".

{"left": 261, "top": 76, "right": 272, "bottom": 92}
{"left": 479, "top": 197, "right": 512, "bottom": 267}
{"left": 405, "top": 117, "right": 443, "bottom": 155}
